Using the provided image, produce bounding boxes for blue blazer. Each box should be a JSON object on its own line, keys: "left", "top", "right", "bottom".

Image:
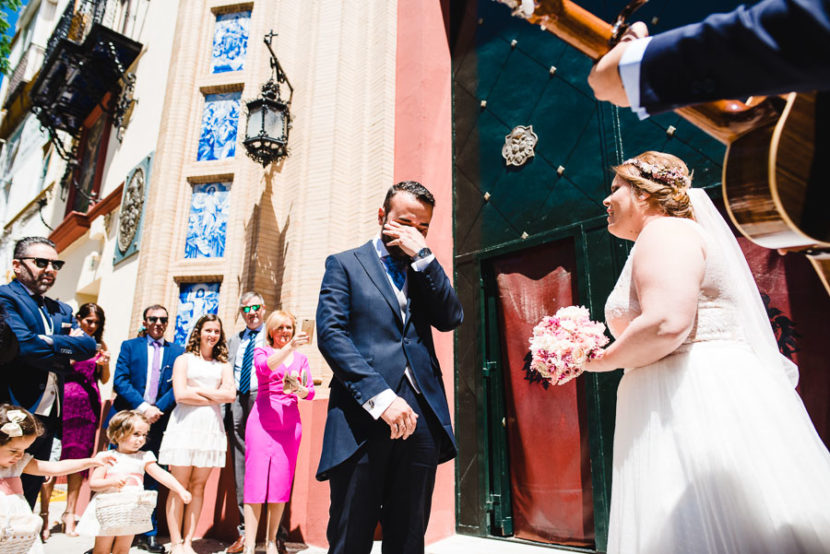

{"left": 112, "top": 336, "right": 184, "bottom": 415}
{"left": 315, "top": 241, "right": 463, "bottom": 480}
{"left": 640, "top": 0, "right": 830, "bottom": 114}
{"left": 0, "top": 279, "right": 96, "bottom": 411}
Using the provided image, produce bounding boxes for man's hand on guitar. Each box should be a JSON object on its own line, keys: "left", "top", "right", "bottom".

{"left": 381, "top": 397, "right": 418, "bottom": 440}
{"left": 588, "top": 22, "right": 649, "bottom": 106}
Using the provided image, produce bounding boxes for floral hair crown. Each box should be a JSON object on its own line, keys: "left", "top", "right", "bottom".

{"left": 0, "top": 410, "right": 27, "bottom": 438}
{"left": 623, "top": 158, "right": 691, "bottom": 189}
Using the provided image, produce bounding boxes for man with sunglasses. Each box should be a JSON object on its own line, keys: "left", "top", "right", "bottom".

{"left": 112, "top": 304, "right": 185, "bottom": 553}
{"left": 0, "top": 236, "right": 97, "bottom": 506}
{"left": 223, "top": 291, "right": 268, "bottom": 553}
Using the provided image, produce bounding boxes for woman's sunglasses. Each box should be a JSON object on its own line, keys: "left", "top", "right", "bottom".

{"left": 16, "top": 257, "right": 66, "bottom": 270}
{"left": 241, "top": 304, "right": 262, "bottom": 313}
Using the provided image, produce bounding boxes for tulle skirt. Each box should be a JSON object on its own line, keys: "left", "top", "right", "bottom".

{"left": 608, "top": 341, "right": 830, "bottom": 554}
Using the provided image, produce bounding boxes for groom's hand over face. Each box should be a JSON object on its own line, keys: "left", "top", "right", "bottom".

{"left": 381, "top": 396, "right": 419, "bottom": 440}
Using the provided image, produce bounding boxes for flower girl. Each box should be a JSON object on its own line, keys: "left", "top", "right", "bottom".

{"left": 0, "top": 404, "right": 115, "bottom": 554}
{"left": 77, "top": 410, "right": 192, "bottom": 554}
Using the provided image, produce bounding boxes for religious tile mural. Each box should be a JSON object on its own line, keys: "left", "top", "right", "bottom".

{"left": 197, "top": 92, "right": 241, "bottom": 161}
{"left": 184, "top": 182, "right": 230, "bottom": 259}
{"left": 174, "top": 282, "right": 221, "bottom": 345}
{"left": 210, "top": 11, "right": 251, "bottom": 74}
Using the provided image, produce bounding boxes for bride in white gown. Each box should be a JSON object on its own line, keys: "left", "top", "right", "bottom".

{"left": 584, "top": 151, "right": 830, "bottom": 553}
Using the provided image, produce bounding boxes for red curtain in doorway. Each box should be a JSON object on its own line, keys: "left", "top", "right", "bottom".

{"left": 491, "top": 239, "right": 594, "bottom": 547}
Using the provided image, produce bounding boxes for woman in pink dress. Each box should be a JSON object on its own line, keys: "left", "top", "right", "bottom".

{"left": 243, "top": 310, "right": 314, "bottom": 554}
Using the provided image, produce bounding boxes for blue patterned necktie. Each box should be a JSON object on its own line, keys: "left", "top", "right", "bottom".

{"left": 382, "top": 255, "right": 407, "bottom": 290}
{"left": 238, "top": 331, "right": 255, "bottom": 395}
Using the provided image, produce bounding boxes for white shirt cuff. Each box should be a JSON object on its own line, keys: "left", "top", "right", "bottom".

{"left": 363, "top": 388, "right": 397, "bottom": 420}
{"left": 410, "top": 254, "right": 435, "bottom": 272}
{"left": 137, "top": 402, "right": 151, "bottom": 413}
{"left": 618, "top": 36, "right": 652, "bottom": 120}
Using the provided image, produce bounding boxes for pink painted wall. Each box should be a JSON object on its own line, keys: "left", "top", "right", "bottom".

{"left": 394, "top": 0, "right": 456, "bottom": 544}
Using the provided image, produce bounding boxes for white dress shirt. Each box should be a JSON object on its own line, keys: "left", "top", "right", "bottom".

{"left": 618, "top": 36, "right": 653, "bottom": 120}
{"left": 233, "top": 326, "right": 265, "bottom": 392}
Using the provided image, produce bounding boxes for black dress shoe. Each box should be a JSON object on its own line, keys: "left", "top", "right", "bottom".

{"left": 133, "top": 535, "right": 166, "bottom": 553}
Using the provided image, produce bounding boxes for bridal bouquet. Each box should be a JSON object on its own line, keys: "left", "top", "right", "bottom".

{"left": 529, "top": 306, "right": 609, "bottom": 385}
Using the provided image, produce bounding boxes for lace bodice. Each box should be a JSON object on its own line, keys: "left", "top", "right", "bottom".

{"left": 604, "top": 219, "right": 747, "bottom": 346}
{"left": 0, "top": 453, "right": 32, "bottom": 479}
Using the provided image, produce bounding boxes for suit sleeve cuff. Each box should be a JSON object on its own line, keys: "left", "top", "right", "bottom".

{"left": 137, "top": 402, "right": 151, "bottom": 413}
{"left": 410, "top": 254, "right": 435, "bottom": 272}
{"left": 363, "top": 389, "right": 397, "bottom": 420}
{"left": 618, "top": 36, "right": 652, "bottom": 120}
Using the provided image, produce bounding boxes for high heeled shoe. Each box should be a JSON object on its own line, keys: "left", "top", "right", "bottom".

{"left": 266, "top": 539, "right": 286, "bottom": 554}
{"left": 39, "top": 512, "right": 50, "bottom": 542}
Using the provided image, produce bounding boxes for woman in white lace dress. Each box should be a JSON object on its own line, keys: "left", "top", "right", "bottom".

{"left": 584, "top": 151, "right": 830, "bottom": 553}
{"left": 158, "top": 314, "right": 235, "bottom": 554}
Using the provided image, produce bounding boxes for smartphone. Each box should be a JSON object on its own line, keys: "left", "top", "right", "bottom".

{"left": 301, "top": 318, "right": 315, "bottom": 343}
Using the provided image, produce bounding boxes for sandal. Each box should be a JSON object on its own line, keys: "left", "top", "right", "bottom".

{"left": 61, "top": 512, "right": 79, "bottom": 537}
{"left": 39, "top": 512, "right": 50, "bottom": 542}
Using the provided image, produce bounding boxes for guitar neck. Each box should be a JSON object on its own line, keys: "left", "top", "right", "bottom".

{"left": 501, "top": 0, "right": 779, "bottom": 143}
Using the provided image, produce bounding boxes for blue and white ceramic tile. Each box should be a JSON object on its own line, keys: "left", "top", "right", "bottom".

{"left": 174, "top": 282, "right": 221, "bottom": 345}
{"left": 211, "top": 11, "right": 250, "bottom": 74}
{"left": 185, "top": 182, "right": 230, "bottom": 259}
{"left": 197, "top": 92, "right": 241, "bottom": 161}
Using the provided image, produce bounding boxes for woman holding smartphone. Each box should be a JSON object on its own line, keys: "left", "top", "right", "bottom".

{"left": 242, "top": 310, "right": 314, "bottom": 554}
{"left": 40, "top": 302, "right": 111, "bottom": 540}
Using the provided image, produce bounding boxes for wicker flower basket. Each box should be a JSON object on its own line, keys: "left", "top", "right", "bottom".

{"left": 95, "top": 490, "right": 158, "bottom": 536}
{"left": 0, "top": 513, "right": 41, "bottom": 554}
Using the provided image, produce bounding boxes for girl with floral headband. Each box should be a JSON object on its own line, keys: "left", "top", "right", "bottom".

{"left": 0, "top": 403, "right": 115, "bottom": 553}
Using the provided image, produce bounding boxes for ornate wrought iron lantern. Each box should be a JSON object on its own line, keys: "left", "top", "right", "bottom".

{"left": 244, "top": 31, "right": 294, "bottom": 167}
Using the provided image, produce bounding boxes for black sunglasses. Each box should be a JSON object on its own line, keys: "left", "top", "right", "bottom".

{"left": 241, "top": 304, "right": 262, "bottom": 313}
{"left": 16, "top": 257, "right": 65, "bottom": 271}
{"left": 146, "top": 316, "right": 169, "bottom": 324}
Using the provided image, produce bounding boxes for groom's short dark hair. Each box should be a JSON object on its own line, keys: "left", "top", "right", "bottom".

{"left": 382, "top": 181, "right": 435, "bottom": 212}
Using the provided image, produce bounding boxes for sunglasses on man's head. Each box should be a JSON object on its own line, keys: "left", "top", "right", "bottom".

{"left": 241, "top": 304, "right": 262, "bottom": 313}
{"left": 16, "top": 257, "right": 65, "bottom": 271}
{"left": 146, "top": 316, "right": 169, "bottom": 324}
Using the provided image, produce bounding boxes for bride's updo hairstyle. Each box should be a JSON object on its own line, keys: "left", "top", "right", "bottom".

{"left": 613, "top": 151, "right": 694, "bottom": 219}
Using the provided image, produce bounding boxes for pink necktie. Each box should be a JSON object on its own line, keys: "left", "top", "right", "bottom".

{"left": 147, "top": 340, "right": 162, "bottom": 404}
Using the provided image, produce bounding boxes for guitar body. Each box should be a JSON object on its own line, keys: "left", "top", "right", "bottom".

{"left": 724, "top": 91, "right": 830, "bottom": 292}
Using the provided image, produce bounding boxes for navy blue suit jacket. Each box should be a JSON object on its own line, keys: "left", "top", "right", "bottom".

{"left": 113, "top": 336, "right": 184, "bottom": 415}
{"left": 0, "top": 279, "right": 96, "bottom": 411}
{"left": 641, "top": 0, "right": 830, "bottom": 114}
{"left": 315, "top": 241, "right": 463, "bottom": 480}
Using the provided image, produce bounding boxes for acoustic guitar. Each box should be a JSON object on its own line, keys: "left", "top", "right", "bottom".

{"left": 495, "top": 0, "right": 830, "bottom": 295}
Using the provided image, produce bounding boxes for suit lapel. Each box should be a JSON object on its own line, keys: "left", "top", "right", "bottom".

{"left": 11, "top": 280, "right": 46, "bottom": 333}
{"left": 137, "top": 339, "right": 149, "bottom": 390}
{"left": 355, "top": 242, "right": 404, "bottom": 326}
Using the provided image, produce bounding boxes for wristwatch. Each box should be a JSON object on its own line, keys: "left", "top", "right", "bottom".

{"left": 412, "top": 247, "right": 432, "bottom": 262}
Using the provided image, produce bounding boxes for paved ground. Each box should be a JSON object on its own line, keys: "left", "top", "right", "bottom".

{"left": 40, "top": 485, "right": 569, "bottom": 553}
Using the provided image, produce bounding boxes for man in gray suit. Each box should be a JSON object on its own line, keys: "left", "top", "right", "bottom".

{"left": 224, "top": 291, "right": 268, "bottom": 553}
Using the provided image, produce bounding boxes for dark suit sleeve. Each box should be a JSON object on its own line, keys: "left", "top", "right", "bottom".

{"left": 316, "top": 255, "right": 392, "bottom": 404}
{"left": 641, "top": 0, "right": 830, "bottom": 114}
{"left": 113, "top": 341, "right": 145, "bottom": 409}
{"left": 410, "top": 258, "right": 464, "bottom": 332}
{"left": 0, "top": 294, "right": 95, "bottom": 372}
{"left": 0, "top": 304, "right": 19, "bottom": 364}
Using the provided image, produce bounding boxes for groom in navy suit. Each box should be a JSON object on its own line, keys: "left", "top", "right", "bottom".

{"left": 112, "top": 304, "right": 184, "bottom": 553}
{"left": 0, "top": 236, "right": 97, "bottom": 506}
{"left": 316, "top": 181, "right": 463, "bottom": 554}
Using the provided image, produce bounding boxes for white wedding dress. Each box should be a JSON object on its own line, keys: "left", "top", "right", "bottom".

{"left": 604, "top": 217, "right": 830, "bottom": 554}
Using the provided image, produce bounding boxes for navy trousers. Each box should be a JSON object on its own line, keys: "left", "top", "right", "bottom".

{"left": 326, "top": 377, "right": 443, "bottom": 554}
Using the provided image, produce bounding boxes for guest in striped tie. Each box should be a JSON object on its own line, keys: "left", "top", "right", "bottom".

{"left": 223, "top": 292, "right": 268, "bottom": 554}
